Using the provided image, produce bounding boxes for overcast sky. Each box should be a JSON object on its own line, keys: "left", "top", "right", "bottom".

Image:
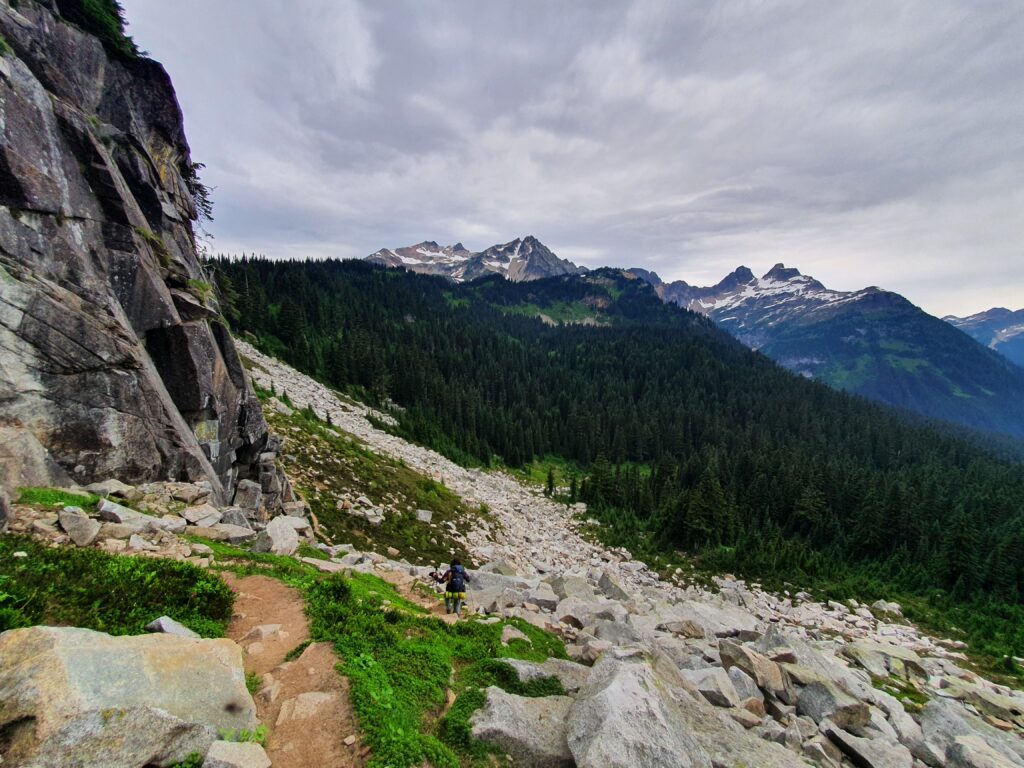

{"left": 121, "top": 0, "right": 1022, "bottom": 317}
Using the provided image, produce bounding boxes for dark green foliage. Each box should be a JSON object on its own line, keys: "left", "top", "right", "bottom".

{"left": 304, "top": 573, "right": 566, "bottom": 767}
{"left": 0, "top": 535, "right": 233, "bottom": 636}
{"left": 55, "top": 0, "right": 138, "bottom": 59}
{"left": 218, "top": 257, "right": 1024, "bottom": 663}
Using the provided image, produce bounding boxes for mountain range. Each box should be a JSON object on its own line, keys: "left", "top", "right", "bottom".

{"left": 365, "top": 238, "right": 1024, "bottom": 441}
{"left": 944, "top": 308, "right": 1024, "bottom": 368}
{"left": 636, "top": 263, "right": 1024, "bottom": 440}
{"left": 366, "top": 235, "right": 585, "bottom": 283}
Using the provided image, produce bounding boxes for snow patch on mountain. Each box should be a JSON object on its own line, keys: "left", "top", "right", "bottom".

{"left": 366, "top": 236, "right": 586, "bottom": 283}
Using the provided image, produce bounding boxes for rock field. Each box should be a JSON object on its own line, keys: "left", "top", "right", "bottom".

{"left": 236, "top": 341, "right": 1024, "bottom": 768}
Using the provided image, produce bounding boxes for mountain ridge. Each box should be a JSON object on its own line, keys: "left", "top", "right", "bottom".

{"left": 945, "top": 307, "right": 1024, "bottom": 368}
{"left": 634, "top": 264, "right": 1024, "bottom": 441}
{"left": 366, "top": 234, "right": 587, "bottom": 282}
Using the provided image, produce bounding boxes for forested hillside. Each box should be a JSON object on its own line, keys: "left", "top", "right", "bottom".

{"left": 214, "top": 257, "right": 1024, "bottom": 657}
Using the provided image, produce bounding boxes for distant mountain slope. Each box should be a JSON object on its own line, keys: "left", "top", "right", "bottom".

{"left": 636, "top": 265, "right": 1024, "bottom": 440}
{"left": 366, "top": 235, "right": 586, "bottom": 282}
{"left": 945, "top": 308, "right": 1024, "bottom": 368}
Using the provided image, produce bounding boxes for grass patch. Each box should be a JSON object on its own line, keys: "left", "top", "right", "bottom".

{"left": 181, "top": 535, "right": 318, "bottom": 587}
{"left": 0, "top": 534, "right": 232, "bottom": 636}
{"left": 134, "top": 226, "right": 171, "bottom": 267}
{"left": 245, "top": 671, "right": 262, "bottom": 695}
{"left": 297, "top": 542, "right": 330, "bottom": 560}
{"left": 306, "top": 572, "right": 566, "bottom": 767}
{"left": 187, "top": 278, "right": 214, "bottom": 304}
{"left": 0, "top": 33, "right": 12, "bottom": 57}
{"left": 16, "top": 486, "right": 101, "bottom": 512}
{"left": 872, "top": 675, "right": 929, "bottom": 712}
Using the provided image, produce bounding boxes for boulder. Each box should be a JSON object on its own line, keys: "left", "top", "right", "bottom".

{"left": 479, "top": 559, "right": 519, "bottom": 576}
{"left": 282, "top": 500, "right": 310, "bottom": 518}
{"left": 597, "top": 571, "right": 631, "bottom": 601}
{"left": 202, "top": 740, "right": 272, "bottom": 768}
{"left": 919, "top": 699, "right": 1024, "bottom": 766}
{"left": 567, "top": 649, "right": 711, "bottom": 767}
{"left": 415, "top": 508, "right": 433, "bottom": 523}
{"left": 590, "top": 619, "right": 641, "bottom": 645}
{"left": 556, "top": 597, "right": 628, "bottom": 628}
{"left": 233, "top": 479, "right": 262, "bottom": 511}
{"left": 161, "top": 515, "right": 188, "bottom": 534}
{"left": 549, "top": 574, "right": 597, "bottom": 601}
{"left": 567, "top": 648, "right": 805, "bottom": 767}
{"left": 212, "top": 523, "right": 259, "bottom": 544}
{"left": 0, "top": 626, "right": 256, "bottom": 768}
{"left": 719, "top": 640, "right": 795, "bottom": 704}
{"left": 469, "top": 687, "right": 575, "bottom": 767}
{"left": 842, "top": 641, "right": 927, "bottom": 681}
{"left": 250, "top": 516, "right": 299, "bottom": 556}
{"left": 823, "top": 720, "right": 913, "bottom": 768}
{"left": 128, "top": 533, "right": 160, "bottom": 552}
{"left": 58, "top": 507, "right": 101, "bottom": 547}
{"left": 83, "top": 479, "right": 135, "bottom": 497}
{"left": 528, "top": 582, "right": 560, "bottom": 611}
{"left": 501, "top": 658, "right": 593, "bottom": 695}
{"left": 947, "top": 735, "right": 1021, "bottom": 768}
{"left": 183, "top": 503, "right": 223, "bottom": 527}
{"left": 97, "top": 498, "right": 152, "bottom": 529}
{"left": 682, "top": 667, "right": 742, "bottom": 709}
{"left": 797, "top": 680, "right": 870, "bottom": 730}
{"left": 219, "top": 507, "right": 253, "bottom": 528}
{"left": 145, "top": 616, "right": 201, "bottom": 639}
{"left": 673, "top": 599, "right": 760, "bottom": 638}
{"left": 728, "top": 666, "right": 764, "bottom": 704}
{"left": 657, "top": 619, "right": 706, "bottom": 638}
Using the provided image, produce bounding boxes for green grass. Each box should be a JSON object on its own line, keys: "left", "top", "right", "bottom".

{"left": 181, "top": 535, "right": 320, "bottom": 587}
{"left": 499, "top": 300, "right": 606, "bottom": 326}
{"left": 297, "top": 542, "right": 330, "bottom": 560}
{"left": 245, "top": 671, "right": 262, "bottom": 695}
{"left": 872, "top": 675, "right": 929, "bottom": 713}
{"left": 0, "top": 33, "right": 12, "bottom": 57}
{"left": 306, "top": 572, "right": 566, "bottom": 767}
{"left": 187, "top": 278, "right": 214, "bottom": 304}
{"left": 134, "top": 226, "right": 172, "bottom": 267}
{"left": 262, "top": 398, "right": 484, "bottom": 567}
{"left": 16, "top": 486, "right": 101, "bottom": 512}
{"left": 0, "top": 534, "right": 233, "bottom": 637}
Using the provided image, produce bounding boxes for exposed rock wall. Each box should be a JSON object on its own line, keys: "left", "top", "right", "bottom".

{"left": 0, "top": 1, "right": 271, "bottom": 504}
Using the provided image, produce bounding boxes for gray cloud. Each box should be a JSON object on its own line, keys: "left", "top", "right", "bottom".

{"left": 122, "top": 0, "right": 1023, "bottom": 316}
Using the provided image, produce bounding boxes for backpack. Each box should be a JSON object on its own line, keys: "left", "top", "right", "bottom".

{"left": 448, "top": 565, "right": 466, "bottom": 592}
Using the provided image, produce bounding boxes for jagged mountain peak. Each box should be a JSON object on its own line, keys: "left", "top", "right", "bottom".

{"left": 763, "top": 263, "right": 803, "bottom": 281}
{"left": 366, "top": 235, "right": 586, "bottom": 283}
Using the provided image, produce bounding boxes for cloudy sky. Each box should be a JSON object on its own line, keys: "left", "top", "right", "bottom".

{"left": 121, "top": 0, "right": 1022, "bottom": 317}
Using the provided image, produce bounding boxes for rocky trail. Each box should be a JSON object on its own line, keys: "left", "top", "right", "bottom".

{"left": 224, "top": 574, "right": 364, "bottom": 768}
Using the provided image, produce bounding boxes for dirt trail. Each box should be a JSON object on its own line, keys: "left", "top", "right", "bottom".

{"left": 224, "top": 573, "right": 365, "bottom": 768}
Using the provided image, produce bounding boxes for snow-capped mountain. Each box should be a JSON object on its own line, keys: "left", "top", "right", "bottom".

{"left": 641, "top": 263, "right": 899, "bottom": 351}
{"left": 944, "top": 308, "right": 1024, "bottom": 368}
{"left": 634, "top": 264, "right": 1024, "bottom": 440}
{"left": 366, "top": 236, "right": 585, "bottom": 283}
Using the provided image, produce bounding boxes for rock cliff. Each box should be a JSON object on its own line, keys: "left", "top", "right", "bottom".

{"left": 0, "top": 1, "right": 273, "bottom": 505}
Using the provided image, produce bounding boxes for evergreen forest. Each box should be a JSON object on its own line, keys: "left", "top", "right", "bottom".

{"left": 213, "top": 257, "right": 1024, "bottom": 665}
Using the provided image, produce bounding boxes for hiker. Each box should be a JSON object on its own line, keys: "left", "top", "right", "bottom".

{"left": 432, "top": 559, "right": 470, "bottom": 614}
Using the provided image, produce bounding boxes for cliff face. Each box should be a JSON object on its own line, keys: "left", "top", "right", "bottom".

{"left": 0, "top": 1, "right": 274, "bottom": 504}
